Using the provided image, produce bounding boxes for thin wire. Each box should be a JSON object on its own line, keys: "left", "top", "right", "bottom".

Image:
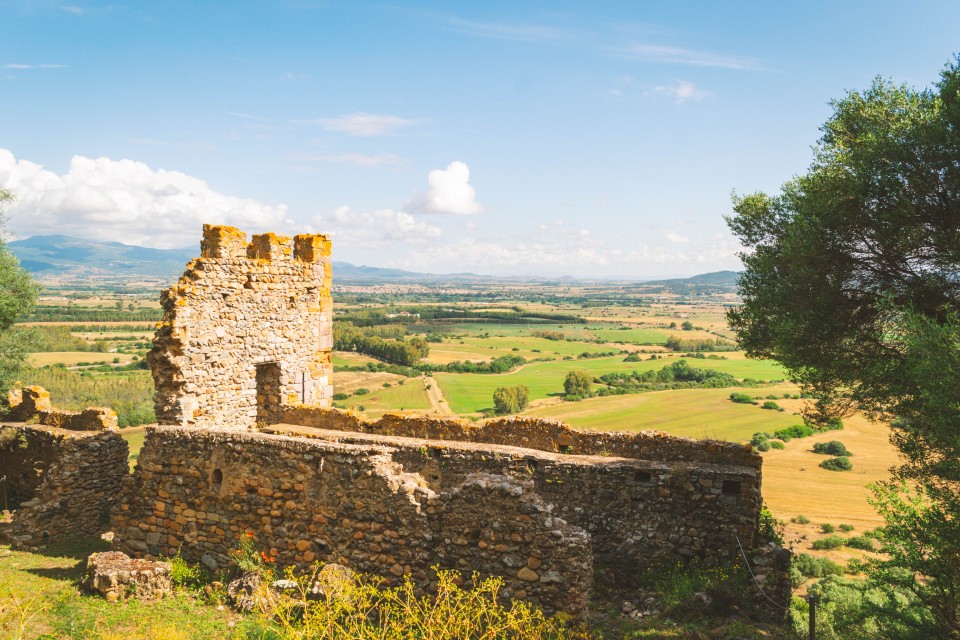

{"left": 735, "top": 534, "right": 790, "bottom": 611}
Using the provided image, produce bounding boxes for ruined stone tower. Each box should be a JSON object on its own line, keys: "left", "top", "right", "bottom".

{"left": 148, "top": 225, "right": 334, "bottom": 429}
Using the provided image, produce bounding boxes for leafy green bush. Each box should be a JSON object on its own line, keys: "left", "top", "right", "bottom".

{"left": 729, "top": 392, "right": 755, "bottom": 404}
{"left": 332, "top": 392, "right": 349, "bottom": 401}
{"left": 793, "top": 514, "right": 811, "bottom": 525}
{"left": 812, "top": 535, "right": 846, "bottom": 550}
{"left": 839, "top": 524, "right": 855, "bottom": 532}
{"left": 845, "top": 535, "right": 878, "bottom": 552}
{"left": 755, "top": 505, "right": 785, "bottom": 545}
{"left": 793, "top": 553, "right": 844, "bottom": 580}
{"left": 820, "top": 456, "right": 853, "bottom": 471}
{"left": 774, "top": 423, "right": 815, "bottom": 441}
{"left": 769, "top": 440, "right": 785, "bottom": 449}
{"left": 821, "top": 523, "right": 836, "bottom": 533}
{"left": 750, "top": 432, "right": 771, "bottom": 446}
{"left": 761, "top": 400, "right": 781, "bottom": 410}
{"left": 813, "top": 440, "right": 852, "bottom": 456}
{"left": 354, "top": 388, "right": 370, "bottom": 396}
{"left": 756, "top": 440, "right": 771, "bottom": 452}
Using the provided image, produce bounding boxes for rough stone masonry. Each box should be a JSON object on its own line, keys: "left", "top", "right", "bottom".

{"left": 0, "top": 386, "right": 128, "bottom": 549}
{"left": 107, "top": 224, "right": 787, "bottom": 619}
{"left": 149, "top": 224, "right": 334, "bottom": 429}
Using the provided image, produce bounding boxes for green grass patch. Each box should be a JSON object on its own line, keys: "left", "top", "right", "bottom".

{"left": 340, "top": 378, "right": 432, "bottom": 417}
{"left": 520, "top": 385, "right": 799, "bottom": 441}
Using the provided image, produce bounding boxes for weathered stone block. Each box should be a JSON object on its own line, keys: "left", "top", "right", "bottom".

{"left": 85, "top": 551, "right": 172, "bottom": 601}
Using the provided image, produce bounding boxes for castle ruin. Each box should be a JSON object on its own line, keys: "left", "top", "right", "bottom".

{"left": 1, "top": 225, "right": 790, "bottom": 619}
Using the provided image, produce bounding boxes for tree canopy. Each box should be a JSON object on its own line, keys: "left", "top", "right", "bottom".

{"left": 0, "top": 187, "right": 40, "bottom": 400}
{"left": 727, "top": 58, "right": 960, "bottom": 637}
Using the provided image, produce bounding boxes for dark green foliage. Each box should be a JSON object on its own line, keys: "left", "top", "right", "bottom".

{"left": 760, "top": 400, "right": 781, "bottom": 410}
{"left": 755, "top": 505, "right": 785, "bottom": 546}
{"left": 839, "top": 524, "right": 855, "bottom": 532}
{"left": 332, "top": 393, "right": 349, "bottom": 401}
{"left": 813, "top": 535, "right": 847, "bottom": 550}
{"left": 0, "top": 197, "right": 40, "bottom": 400}
{"left": 750, "top": 432, "right": 771, "bottom": 447}
{"left": 665, "top": 335, "right": 737, "bottom": 352}
{"left": 354, "top": 388, "right": 370, "bottom": 396}
{"left": 821, "top": 523, "right": 836, "bottom": 534}
{"left": 755, "top": 440, "right": 771, "bottom": 452}
{"left": 597, "top": 359, "right": 739, "bottom": 395}
{"left": 563, "top": 370, "right": 592, "bottom": 400}
{"left": 845, "top": 535, "right": 878, "bottom": 552}
{"left": 622, "top": 352, "right": 642, "bottom": 362}
{"left": 793, "top": 514, "right": 811, "bottom": 525}
{"left": 22, "top": 366, "right": 155, "bottom": 427}
{"left": 729, "top": 392, "right": 755, "bottom": 404}
{"left": 728, "top": 59, "right": 960, "bottom": 635}
{"left": 793, "top": 553, "right": 845, "bottom": 580}
{"left": 813, "top": 440, "right": 852, "bottom": 456}
{"left": 773, "top": 424, "right": 815, "bottom": 441}
{"left": 492, "top": 385, "right": 530, "bottom": 415}
{"left": 769, "top": 439, "right": 785, "bottom": 449}
{"left": 820, "top": 456, "right": 853, "bottom": 472}
{"left": 334, "top": 322, "right": 427, "bottom": 366}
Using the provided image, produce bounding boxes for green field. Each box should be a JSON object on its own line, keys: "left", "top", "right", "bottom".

{"left": 589, "top": 326, "right": 679, "bottom": 344}
{"left": 521, "top": 384, "right": 801, "bottom": 441}
{"left": 433, "top": 354, "right": 789, "bottom": 414}
{"left": 339, "top": 378, "right": 432, "bottom": 417}
{"left": 121, "top": 427, "right": 147, "bottom": 469}
{"left": 424, "top": 334, "right": 604, "bottom": 364}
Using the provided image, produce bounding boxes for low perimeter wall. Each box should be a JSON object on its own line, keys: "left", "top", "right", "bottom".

{"left": 1, "top": 387, "right": 127, "bottom": 549}
{"left": 114, "top": 422, "right": 762, "bottom": 616}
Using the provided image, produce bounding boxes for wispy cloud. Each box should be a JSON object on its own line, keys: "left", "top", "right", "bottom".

{"left": 446, "top": 17, "right": 584, "bottom": 45}
{"left": 438, "top": 14, "right": 765, "bottom": 72}
{"left": 4, "top": 63, "right": 68, "bottom": 69}
{"left": 305, "top": 112, "right": 417, "bottom": 137}
{"left": 291, "top": 152, "right": 406, "bottom": 167}
{"left": 652, "top": 80, "right": 710, "bottom": 104}
{"left": 61, "top": 5, "right": 85, "bottom": 14}
{"left": 620, "top": 43, "right": 762, "bottom": 70}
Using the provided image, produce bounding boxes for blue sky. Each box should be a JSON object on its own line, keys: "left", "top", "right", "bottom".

{"left": 1, "top": 1, "right": 957, "bottom": 277}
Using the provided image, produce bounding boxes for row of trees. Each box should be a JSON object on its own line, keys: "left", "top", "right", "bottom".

{"left": 334, "top": 323, "right": 430, "bottom": 366}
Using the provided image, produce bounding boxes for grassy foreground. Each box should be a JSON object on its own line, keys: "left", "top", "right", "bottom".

{"left": 0, "top": 536, "right": 790, "bottom": 640}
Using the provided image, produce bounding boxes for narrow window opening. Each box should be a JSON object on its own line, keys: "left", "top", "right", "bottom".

{"left": 211, "top": 469, "right": 223, "bottom": 485}
{"left": 722, "top": 480, "right": 741, "bottom": 496}
{"left": 255, "top": 362, "right": 283, "bottom": 424}
{"left": 634, "top": 470, "right": 652, "bottom": 484}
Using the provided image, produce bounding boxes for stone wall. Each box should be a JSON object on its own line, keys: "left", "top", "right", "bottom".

{"left": 113, "top": 427, "right": 593, "bottom": 616}
{"left": 277, "top": 407, "right": 762, "bottom": 469}
{"left": 149, "top": 225, "right": 334, "bottom": 429}
{"left": 114, "top": 422, "right": 761, "bottom": 616}
{"left": 0, "top": 388, "right": 128, "bottom": 549}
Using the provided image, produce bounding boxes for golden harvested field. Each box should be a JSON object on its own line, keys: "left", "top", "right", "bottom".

{"left": 28, "top": 351, "right": 135, "bottom": 366}
{"left": 332, "top": 350, "right": 381, "bottom": 367}
{"left": 334, "top": 371, "right": 407, "bottom": 395}
{"left": 760, "top": 407, "right": 899, "bottom": 530}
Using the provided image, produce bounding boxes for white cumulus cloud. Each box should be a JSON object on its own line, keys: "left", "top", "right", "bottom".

{"left": 407, "top": 161, "right": 482, "bottom": 215}
{"left": 0, "top": 148, "right": 287, "bottom": 248}
{"left": 310, "top": 206, "right": 442, "bottom": 249}
{"left": 665, "top": 231, "right": 690, "bottom": 243}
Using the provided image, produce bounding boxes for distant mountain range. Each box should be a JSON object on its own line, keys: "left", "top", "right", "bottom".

{"left": 7, "top": 234, "right": 741, "bottom": 287}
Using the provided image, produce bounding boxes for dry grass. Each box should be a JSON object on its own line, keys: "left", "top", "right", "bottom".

{"left": 28, "top": 351, "right": 135, "bottom": 366}
{"left": 333, "top": 371, "right": 407, "bottom": 395}
{"left": 761, "top": 404, "right": 899, "bottom": 532}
